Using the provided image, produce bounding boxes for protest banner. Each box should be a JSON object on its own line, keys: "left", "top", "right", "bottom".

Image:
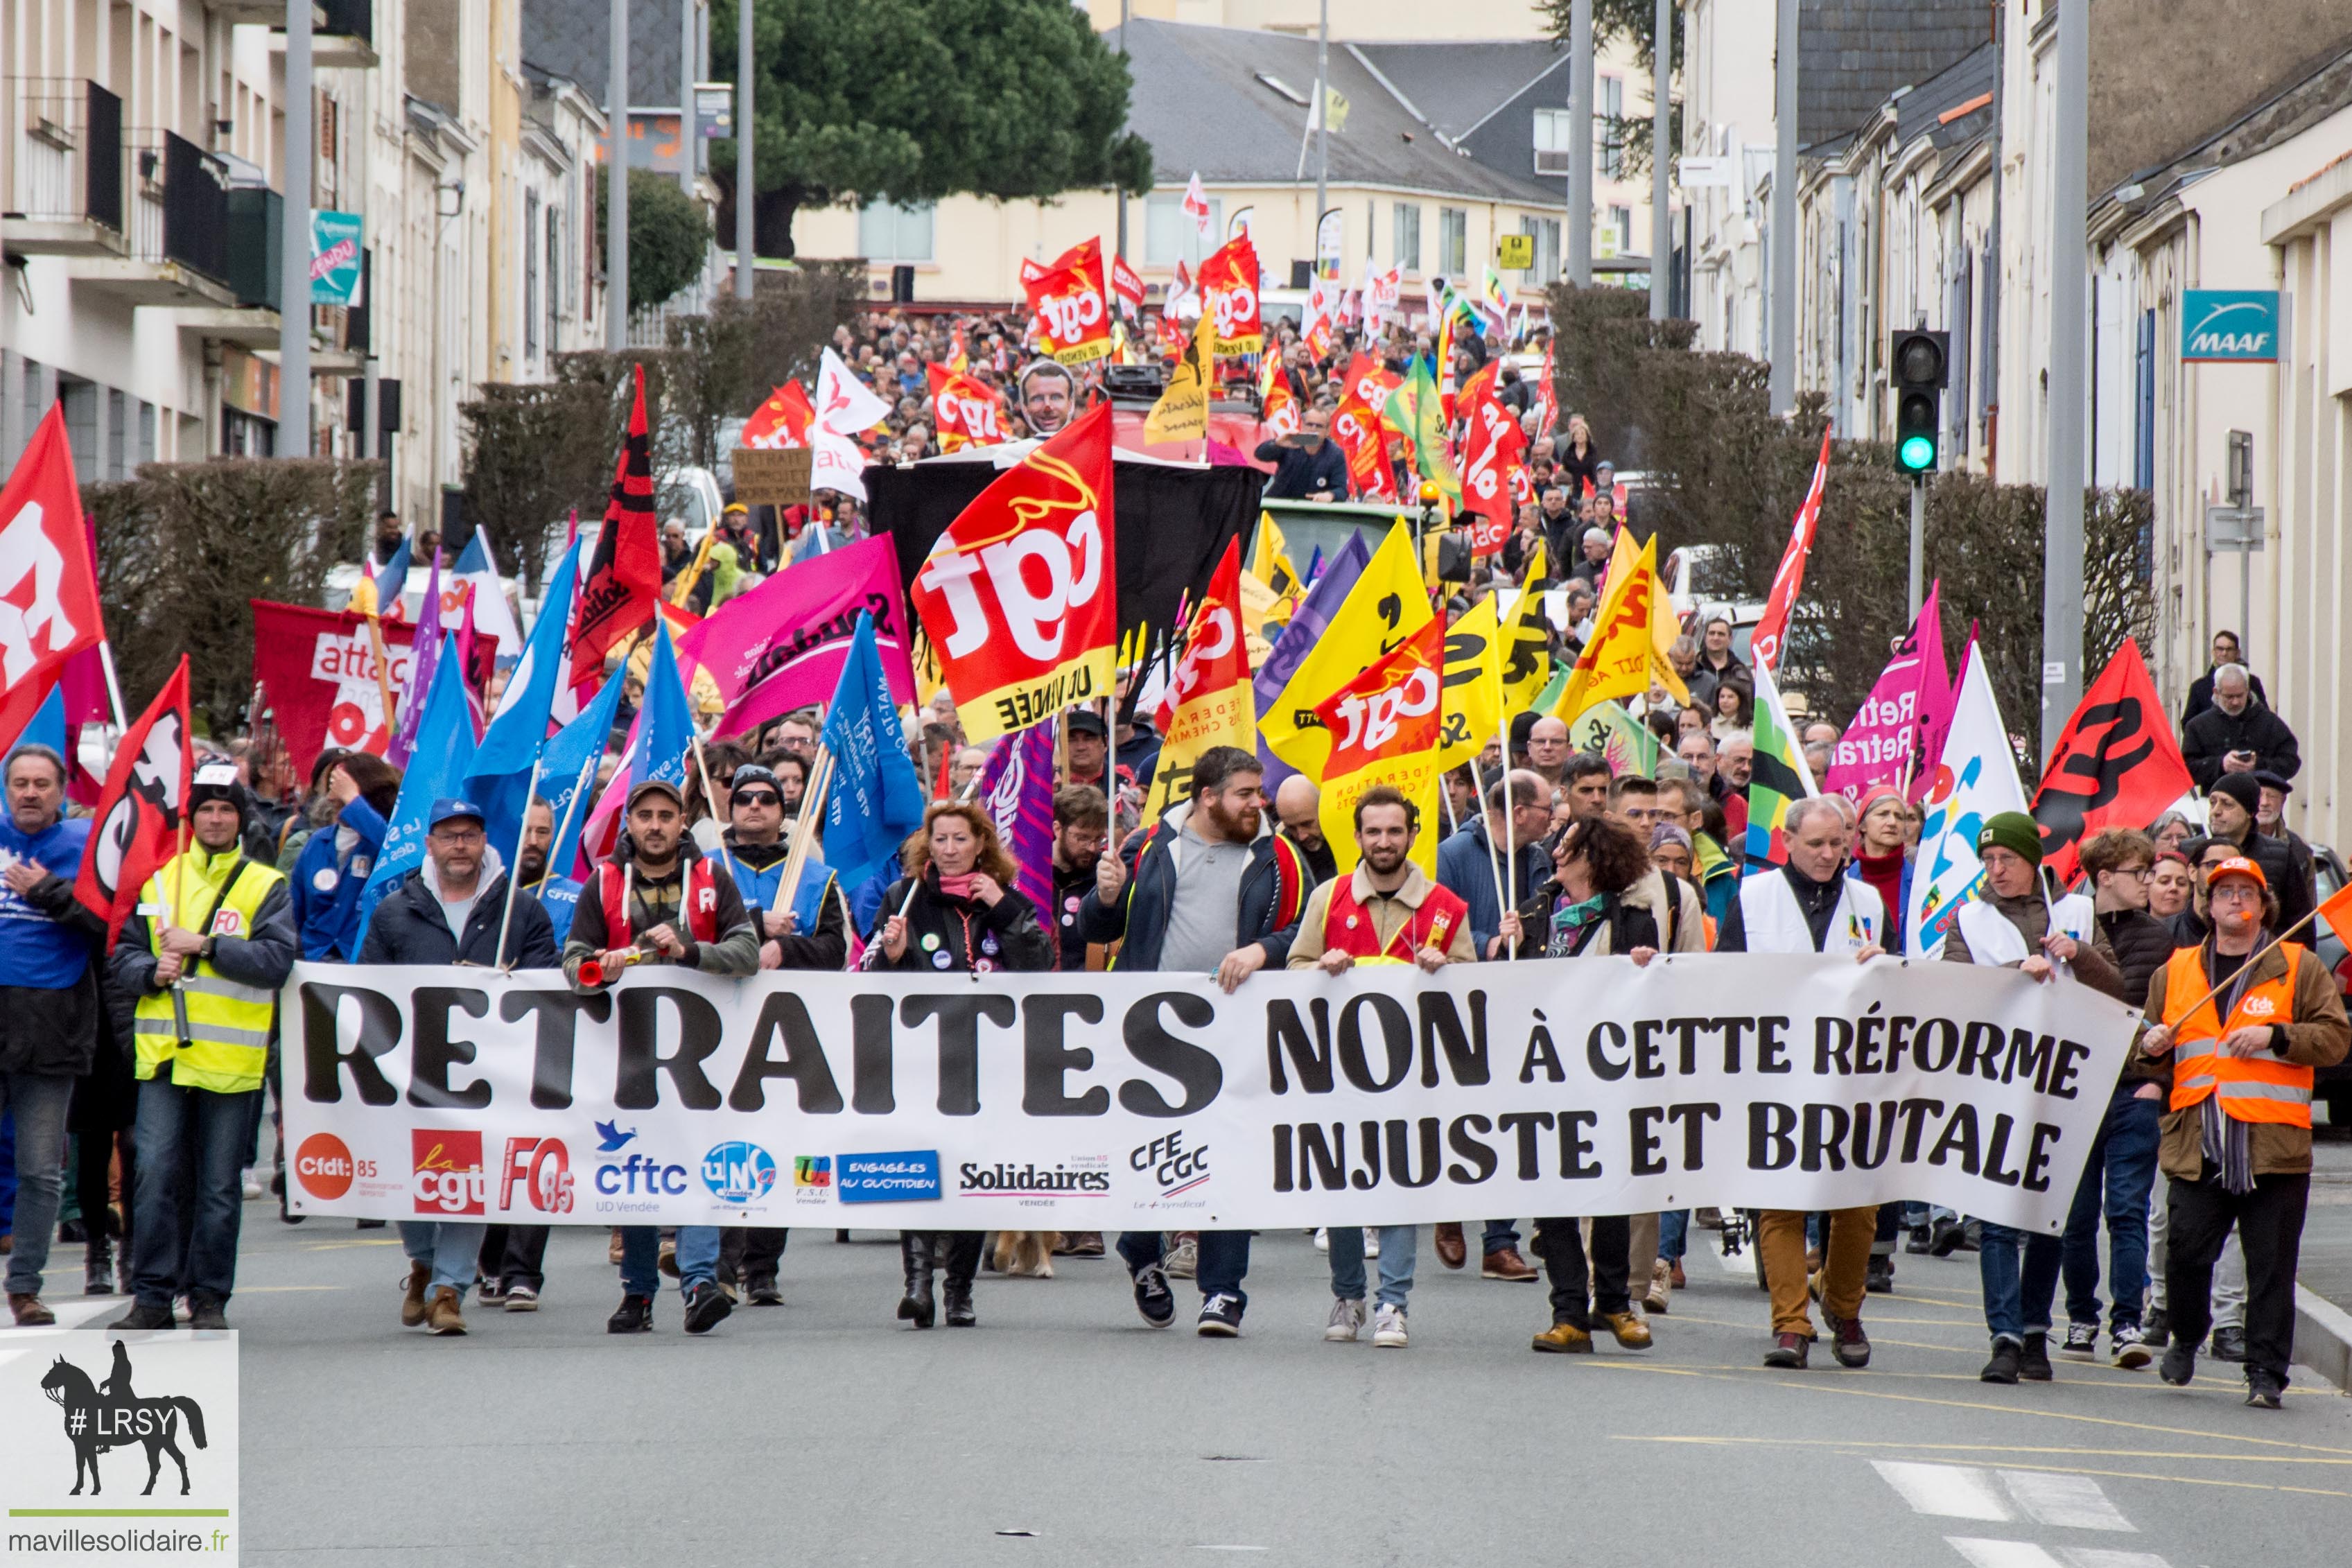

{"left": 281, "top": 954, "right": 2139, "bottom": 1233}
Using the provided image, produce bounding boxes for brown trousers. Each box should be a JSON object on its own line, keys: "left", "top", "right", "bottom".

{"left": 1759, "top": 1206, "right": 1874, "bottom": 1335}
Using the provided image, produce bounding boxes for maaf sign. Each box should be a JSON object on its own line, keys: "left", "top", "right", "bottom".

{"left": 2180, "top": 290, "right": 2279, "bottom": 363}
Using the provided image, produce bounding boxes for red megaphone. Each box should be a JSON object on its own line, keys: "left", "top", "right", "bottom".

{"left": 577, "top": 949, "right": 645, "bottom": 988}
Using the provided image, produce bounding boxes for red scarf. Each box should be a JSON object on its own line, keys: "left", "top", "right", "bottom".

{"left": 1855, "top": 849, "right": 1905, "bottom": 923}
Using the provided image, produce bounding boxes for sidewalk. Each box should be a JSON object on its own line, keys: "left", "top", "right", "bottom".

{"left": 2294, "top": 1135, "right": 2352, "bottom": 1388}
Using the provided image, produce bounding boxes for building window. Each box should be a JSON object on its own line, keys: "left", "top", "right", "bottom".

{"left": 857, "top": 200, "right": 934, "bottom": 263}
{"left": 524, "top": 191, "right": 541, "bottom": 360}
{"left": 1601, "top": 205, "right": 1632, "bottom": 259}
{"left": 1393, "top": 202, "right": 1422, "bottom": 270}
{"left": 1144, "top": 191, "right": 1220, "bottom": 265}
{"left": 548, "top": 204, "right": 563, "bottom": 346}
{"left": 1598, "top": 76, "right": 1624, "bottom": 179}
{"left": 60, "top": 378, "right": 97, "bottom": 482}
{"left": 1533, "top": 107, "right": 1570, "bottom": 175}
{"left": 106, "top": 389, "right": 127, "bottom": 480}
{"left": 1520, "top": 216, "right": 1561, "bottom": 283}
{"left": 1438, "top": 207, "right": 1467, "bottom": 278}
{"left": 139, "top": 401, "right": 157, "bottom": 465}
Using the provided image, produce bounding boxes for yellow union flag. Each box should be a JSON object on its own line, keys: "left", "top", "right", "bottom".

{"left": 1497, "top": 539, "right": 1554, "bottom": 712}
{"left": 1262, "top": 522, "right": 1433, "bottom": 778}
{"left": 1438, "top": 596, "right": 1502, "bottom": 771}
{"left": 1551, "top": 532, "right": 1668, "bottom": 720}
{"left": 1248, "top": 512, "right": 1303, "bottom": 625}
{"left": 1604, "top": 527, "right": 1691, "bottom": 706}
{"left": 1144, "top": 311, "right": 1214, "bottom": 445}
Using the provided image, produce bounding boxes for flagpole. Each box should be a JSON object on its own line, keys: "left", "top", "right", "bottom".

{"left": 363, "top": 611, "right": 399, "bottom": 739}
{"left": 1497, "top": 708, "right": 1519, "bottom": 962}
{"left": 96, "top": 640, "right": 128, "bottom": 731}
{"left": 492, "top": 748, "right": 545, "bottom": 973}
{"left": 543, "top": 751, "right": 598, "bottom": 904}
{"left": 688, "top": 731, "right": 742, "bottom": 889}
{"left": 775, "top": 744, "right": 835, "bottom": 935}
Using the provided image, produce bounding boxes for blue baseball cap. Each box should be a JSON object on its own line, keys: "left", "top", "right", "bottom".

{"left": 427, "top": 798, "right": 487, "bottom": 830}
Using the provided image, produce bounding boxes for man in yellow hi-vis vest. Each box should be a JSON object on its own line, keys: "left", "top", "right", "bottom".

{"left": 107, "top": 762, "right": 295, "bottom": 1333}
{"left": 2136, "top": 855, "right": 2349, "bottom": 1409}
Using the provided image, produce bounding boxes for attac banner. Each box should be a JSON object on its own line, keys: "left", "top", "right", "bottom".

{"left": 280, "top": 955, "right": 2141, "bottom": 1232}
{"left": 252, "top": 600, "right": 497, "bottom": 777}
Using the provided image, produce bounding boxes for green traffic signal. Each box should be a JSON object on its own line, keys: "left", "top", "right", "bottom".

{"left": 1899, "top": 434, "right": 1936, "bottom": 471}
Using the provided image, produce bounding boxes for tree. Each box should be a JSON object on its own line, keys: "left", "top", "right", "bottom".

{"left": 1537, "top": 0, "right": 1684, "bottom": 178}
{"left": 596, "top": 167, "right": 715, "bottom": 315}
{"left": 708, "top": 0, "right": 1153, "bottom": 259}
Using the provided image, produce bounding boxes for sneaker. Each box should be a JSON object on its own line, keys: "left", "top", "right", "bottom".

{"left": 1763, "top": 1332, "right": 1809, "bottom": 1369}
{"left": 186, "top": 1297, "right": 229, "bottom": 1332}
{"left": 1481, "top": 1246, "right": 1539, "bottom": 1282}
{"left": 1196, "top": 1293, "right": 1244, "bottom": 1337}
{"left": 1928, "top": 1217, "right": 1967, "bottom": 1257}
{"left": 1980, "top": 1337, "right": 2023, "bottom": 1384}
{"left": 607, "top": 1293, "right": 654, "bottom": 1334}
{"left": 2211, "top": 1325, "right": 2247, "bottom": 1362}
{"left": 1132, "top": 1263, "right": 1176, "bottom": 1328}
{"left": 426, "top": 1286, "right": 467, "bottom": 1336}
{"left": 2061, "top": 1321, "right": 2099, "bottom": 1360}
{"left": 1645, "top": 1260, "right": 1671, "bottom": 1314}
{"left": 1165, "top": 1235, "right": 1199, "bottom": 1280}
{"left": 109, "top": 1303, "right": 175, "bottom": 1331}
{"left": 1312, "top": 1227, "right": 1331, "bottom": 1253}
{"left": 1600, "top": 1310, "right": 1651, "bottom": 1349}
{"left": 745, "top": 1275, "right": 785, "bottom": 1307}
{"left": 2245, "top": 1370, "right": 2285, "bottom": 1410}
{"left": 682, "top": 1280, "right": 733, "bottom": 1335}
{"left": 2018, "top": 1331, "right": 2054, "bottom": 1382}
{"left": 400, "top": 1260, "right": 431, "bottom": 1328}
{"left": 2111, "top": 1323, "right": 2151, "bottom": 1370}
{"left": 2141, "top": 1307, "right": 2171, "bottom": 1350}
{"left": 1364, "top": 1231, "right": 1382, "bottom": 1259}
{"left": 1827, "top": 1312, "right": 1871, "bottom": 1368}
{"left": 2159, "top": 1341, "right": 2195, "bottom": 1386}
{"left": 1325, "top": 1297, "right": 1366, "bottom": 1342}
{"left": 1532, "top": 1320, "right": 1594, "bottom": 1353}
{"left": 477, "top": 1276, "right": 505, "bottom": 1307}
{"left": 1372, "top": 1304, "right": 1409, "bottom": 1348}
{"left": 1865, "top": 1255, "right": 1895, "bottom": 1294}
{"left": 241, "top": 1168, "right": 265, "bottom": 1201}
{"left": 503, "top": 1284, "right": 539, "bottom": 1313}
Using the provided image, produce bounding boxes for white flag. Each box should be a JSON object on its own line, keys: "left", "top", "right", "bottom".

{"left": 809, "top": 428, "right": 871, "bottom": 503}
{"left": 1182, "top": 173, "right": 1212, "bottom": 240}
{"left": 813, "top": 347, "right": 891, "bottom": 438}
{"left": 1905, "top": 644, "right": 2031, "bottom": 959}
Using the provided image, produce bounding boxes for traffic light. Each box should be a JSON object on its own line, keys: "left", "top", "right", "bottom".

{"left": 1890, "top": 329, "right": 1948, "bottom": 474}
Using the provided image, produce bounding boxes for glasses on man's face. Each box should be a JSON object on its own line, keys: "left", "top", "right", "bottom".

{"left": 733, "top": 790, "right": 782, "bottom": 808}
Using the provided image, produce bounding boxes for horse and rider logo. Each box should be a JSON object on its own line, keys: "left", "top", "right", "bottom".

{"left": 37, "top": 1340, "right": 209, "bottom": 1496}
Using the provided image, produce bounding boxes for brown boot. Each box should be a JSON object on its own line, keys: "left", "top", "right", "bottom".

{"left": 609, "top": 1228, "right": 625, "bottom": 1265}
{"left": 1600, "top": 1310, "right": 1653, "bottom": 1350}
{"left": 400, "top": 1260, "right": 431, "bottom": 1327}
{"left": 9, "top": 1293, "right": 55, "bottom": 1327}
{"left": 1531, "top": 1320, "right": 1594, "bottom": 1353}
{"left": 1482, "top": 1246, "right": 1539, "bottom": 1282}
{"left": 1434, "top": 1223, "right": 1467, "bottom": 1270}
{"left": 426, "top": 1285, "right": 467, "bottom": 1335}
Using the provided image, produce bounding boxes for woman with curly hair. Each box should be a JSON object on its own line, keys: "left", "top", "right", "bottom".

{"left": 871, "top": 801, "right": 1054, "bottom": 1328}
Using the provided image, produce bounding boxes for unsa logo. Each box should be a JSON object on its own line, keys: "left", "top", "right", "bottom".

{"left": 702, "top": 1141, "right": 779, "bottom": 1204}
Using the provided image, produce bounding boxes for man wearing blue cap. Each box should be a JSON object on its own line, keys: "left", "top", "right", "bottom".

{"left": 358, "top": 797, "right": 559, "bottom": 1334}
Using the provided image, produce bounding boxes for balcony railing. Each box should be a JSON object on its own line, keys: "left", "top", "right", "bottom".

{"left": 322, "top": 0, "right": 373, "bottom": 44}
{"left": 6, "top": 78, "right": 123, "bottom": 232}
{"left": 126, "top": 130, "right": 229, "bottom": 283}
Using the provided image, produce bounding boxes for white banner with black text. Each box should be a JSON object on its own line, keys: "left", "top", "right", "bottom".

{"left": 277, "top": 956, "right": 2143, "bottom": 1232}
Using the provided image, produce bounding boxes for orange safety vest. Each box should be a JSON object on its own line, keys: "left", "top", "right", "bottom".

{"left": 2161, "top": 943, "right": 2312, "bottom": 1127}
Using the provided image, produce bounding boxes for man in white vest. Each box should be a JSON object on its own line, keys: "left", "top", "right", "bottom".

{"left": 1715, "top": 795, "right": 1885, "bottom": 1370}
{"left": 1942, "top": 810, "right": 2125, "bottom": 1384}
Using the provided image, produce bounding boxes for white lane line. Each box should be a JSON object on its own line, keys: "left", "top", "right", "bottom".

{"left": 1874, "top": 1461, "right": 2013, "bottom": 1522}
{"left": 1945, "top": 1540, "right": 2066, "bottom": 1568}
{"left": 1998, "top": 1470, "right": 2136, "bottom": 1533}
{"left": 2060, "top": 1551, "right": 2172, "bottom": 1568}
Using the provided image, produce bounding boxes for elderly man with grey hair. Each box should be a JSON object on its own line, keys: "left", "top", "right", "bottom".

{"left": 1716, "top": 792, "right": 1888, "bottom": 1372}
{"left": 2180, "top": 662, "right": 2299, "bottom": 788}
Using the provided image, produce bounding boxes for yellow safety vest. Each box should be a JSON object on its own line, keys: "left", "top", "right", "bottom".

{"left": 133, "top": 846, "right": 284, "bottom": 1094}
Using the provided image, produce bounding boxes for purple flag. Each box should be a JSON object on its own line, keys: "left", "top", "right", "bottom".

{"left": 978, "top": 721, "right": 1056, "bottom": 917}
{"left": 1250, "top": 529, "right": 1370, "bottom": 790}
{"left": 1824, "top": 581, "right": 1951, "bottom": 803}
{"left": 387, "top": 550, "right": 443, "bottom": 766}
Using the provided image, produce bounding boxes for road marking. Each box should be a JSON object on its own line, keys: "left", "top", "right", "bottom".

{"left": 1874, "top": 1461, "right": 2014, "bottom": 1521}
{"left": 1624, "top": 1435, "right": 2352, "bottom": 1467}
{"left": 1193, "top": 1547, "right": 1269, "bottom": 1552}
{"left": 1944, "top": 1542, "right": 2066, "bottom": 1568}
{"left": 1998, "top": 1470, "right": 2136, "bottom": 1531}
{"left": 2058, "top": 1552, "right": 2174, "bottom": 1568}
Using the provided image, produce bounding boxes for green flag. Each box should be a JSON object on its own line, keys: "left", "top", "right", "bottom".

{"left": 1565, "top": 698, "right": 1662, "bottom": 777}
{"left": 1531, "top": 658, "right": 1570, "bottom": 716}
{"left": 1397, "top": 357, "right": 1461, "bottom": 512}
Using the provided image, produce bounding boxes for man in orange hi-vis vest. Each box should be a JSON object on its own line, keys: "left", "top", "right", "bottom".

{"left": 2136, "top": 855, "right": 2348, "bottom": 1409}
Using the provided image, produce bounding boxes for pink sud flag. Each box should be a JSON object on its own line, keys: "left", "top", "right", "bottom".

{"left": 1824, "top": 582, "right": 1952, "bottom": 803}
{"left": 673, "top": 534, "right": 916, "bottom": 738}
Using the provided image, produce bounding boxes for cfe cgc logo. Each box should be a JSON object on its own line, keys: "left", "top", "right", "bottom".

{"left": 702, "top": 1142, "right": 779, "bottom": 1205}
{"left": 1131, "top": 1130, "right": 1212, "bottom": 1202}
{"left": 6, "top": 1330, "right": 242, "bottom": 1562}
{"left": 411, "top": 1129, "right": 487, "bottom": 1216}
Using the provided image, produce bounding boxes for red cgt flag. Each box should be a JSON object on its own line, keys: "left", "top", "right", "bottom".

{"left": 76, "top": 656, "right": 193, "bottom": 948}
{"left": 0, "top": 403, "right": 106, "bottom": 692}
{"left": 740, "top": 380, "right": 815, "bottom": 448}
{"left": 909, "top": 401, "right": 1117, "bottom": 743}
{"left": 1750, "top": 425, "right": 1831, "bottom": 672}
{"left": 1197, "top": 236, "right": 1263, "bottom": 356}
{"left": 2032, "top": 641, "right": 2196, "bottom": 887}
{"left": 926, "top": 364, "right": 1004, "bottom": 452}
{"left": 1022, "top": 238, "right": 1114, "bottom": 365}
{"left": 1330, "top": 391, "right": 1395, "bottom": 503}
{"left": 1457, "top": 387, "right": 1527, "bottom": 554}
{"left": 568, "top": 364, "right": 663, "bottom": 686}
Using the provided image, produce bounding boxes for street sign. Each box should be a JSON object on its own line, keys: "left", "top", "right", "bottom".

{"left": 1678, "top": 155, "right": 1736, "bottom": 189}
{"left": 1497, "top": 233, "right": 1535, "bottom": 270}
{"left": 2181, "top": 290, "right": 2279, "bottom": 361}
{"left": 694, "top": 82, "right": 733, "bottom": 140}
{"left": 733, "top": 446, "right": 812, "bottom": 506}
{"left": 2204, "top": 505, "right": 2264, "bottom": 551}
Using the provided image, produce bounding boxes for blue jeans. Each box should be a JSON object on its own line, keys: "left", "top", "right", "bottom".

{"left": 1657, "top": 1210, "right": 1690, "bottom": 1262}
{"left": 1118, "top": 1230, "right": 1251, "bottom": 1309}
{"left": 620, "top": 1225, "right": 720, "bottom": 1298}
{"left": 1329, "top": 1226, "right": 1417, "bottom": 1308}
{"left": 399, "top": 1221, "right": 487, "bottom": 1295}
{"left": 130, "top": 1079, "right": 263, "bottom": 1309}
{"left": 1481, "top": 1221, "right": 1520, "bottom": 1253}
{"left": 2055, "top": 1088, "right": 2162, "bottom": 1331}
{"left": 0, "top": 1075, "right": 72, "bottom": 1296}
{"left": 1978, "top": 1221, "right": 2064, "bottom": 1342}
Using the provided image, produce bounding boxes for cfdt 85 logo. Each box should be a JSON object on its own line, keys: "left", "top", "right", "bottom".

{"left": 412, "top": 1129, "right": 487, "bottom": 1216}
{"left": 702, "top": 1142, "right": 779, "bottom": 1205}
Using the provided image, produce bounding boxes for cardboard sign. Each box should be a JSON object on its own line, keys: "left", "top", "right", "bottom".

{"left": 733, "top": 446, "right": 813, "bottom": 506}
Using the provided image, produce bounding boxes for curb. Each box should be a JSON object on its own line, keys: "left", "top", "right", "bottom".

{"left": 2294, "top": 1283, "right": 2352, "bottom": 1391}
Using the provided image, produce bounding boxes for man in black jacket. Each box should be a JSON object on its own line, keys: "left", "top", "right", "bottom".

{"left": 1047, "top": 786, "right": 1108, "bottom": 972}
{"left": 358, "top": 799, "right": 559, "bottom": 1335}
{"left": 2180, "top": 665, "right": 2299, "bottom": 786}
{"left": 2179, "top": 632, "right": 2267, "bottom": 726}
{"left": 1254, "top": 404, "right": 1350, "bottom": 502}
{"left": 1078, "top": 746, "right": 1305, "bottom": 1337}
{"left": 2204, "top": 773, "right": 2311, "bottom": 939}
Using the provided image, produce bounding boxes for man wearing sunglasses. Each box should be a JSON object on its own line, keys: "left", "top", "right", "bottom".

{"left": 713, "top": 765, "right": 848, "bottom": 1305}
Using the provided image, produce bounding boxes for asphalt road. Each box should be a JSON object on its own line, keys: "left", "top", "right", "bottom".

{"left": 25, "top": 1209, "right": 2352, "bottom": 1567}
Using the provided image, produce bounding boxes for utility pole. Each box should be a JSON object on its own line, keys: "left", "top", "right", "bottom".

{"left": 1567, "top": 0, "right": 1592, "bottom": 287}
{"left": 608, "top": 0, "right": 630, "bottom": 349}
{"left": 679, "top": 0, "right": 696, "bottom": 197}
{"left": 1648, "top": 0, "right": 1671, "bottom": 320}
{"left": 280, "top": 0, "right": 313, "bottom": 456}
{"left": 1769, "top": 0, "right": 1796, "bottom": 415}
{"left": 2041, "top": 0, "right": 2089, "bottom": 758}
{"left": 734, "top": 0, "right": 753, "bottom": 297}
{"left": 1115, "top": 0, "right": 1129, "bottom": 263}
{"left": 1314, "top": 0, "right": 1330, "bottom": 274}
